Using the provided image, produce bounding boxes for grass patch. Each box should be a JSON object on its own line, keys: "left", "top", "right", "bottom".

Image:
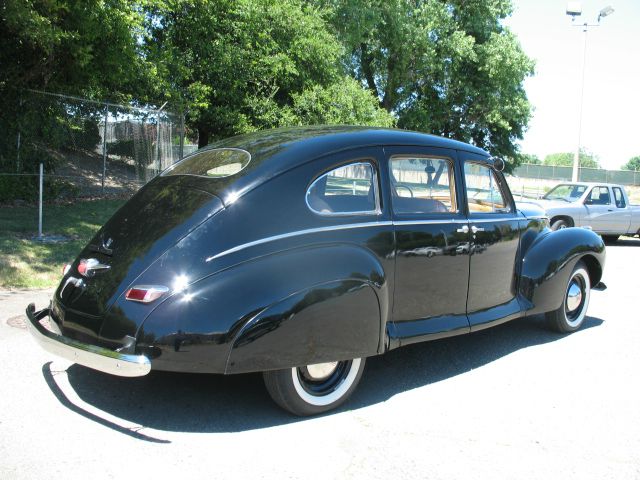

{"left": 0, "top": 199, "right": 125, "bottom": 288}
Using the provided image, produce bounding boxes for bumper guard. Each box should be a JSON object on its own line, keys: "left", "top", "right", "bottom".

{"left": 26, "top": 303, "right": 151, "bottom": 377}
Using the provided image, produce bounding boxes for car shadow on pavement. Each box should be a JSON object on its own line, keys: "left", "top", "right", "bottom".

{"left": 42, "top": 313, "right": 603, "bottom": 437}
{"left": 608, "top": 237, "right": 640, "bottom": 247}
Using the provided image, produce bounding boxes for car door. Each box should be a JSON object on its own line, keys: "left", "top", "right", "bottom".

{"left": 462, "top": 155, "right": 522, "bottom": 330}
{"left": 583, "top": 186, "right": 617, "bottom": 233}
{"left": 608, "top": 186, "right": 632, "bottom": 233}
{"left": 387, "top": 146, "right": 471, "bottom": 343}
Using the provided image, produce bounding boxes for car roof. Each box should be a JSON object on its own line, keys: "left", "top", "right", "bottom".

{"left": 209, "top": 126, "right": 488, "bottom": 172}
{"left": 553, "top": 182, "right": 624, "bottom": 189}
{"left": 177, "top": 126, "right": 490, "bottom": 206}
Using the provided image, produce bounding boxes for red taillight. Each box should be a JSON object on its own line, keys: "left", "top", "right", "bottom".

{"left": 77, "top": 260, "right": 88, "bottom": 276}
{"left": 125, "top": 285, "right": 169, "bottom": 303}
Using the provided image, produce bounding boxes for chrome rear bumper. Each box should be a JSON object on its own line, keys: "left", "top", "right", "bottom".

{"left": 26, "top": 303, "right": 151, "bottom": 377}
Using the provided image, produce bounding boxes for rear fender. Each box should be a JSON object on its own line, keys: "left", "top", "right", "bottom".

{"left": 225, "top": 279, "right": 380, "bottom": 373}
{"left": 519, "top": 228, "right": 605, "bottom": 315}
{"left": 137, "top": 243, "right": 388, "bottom": 374}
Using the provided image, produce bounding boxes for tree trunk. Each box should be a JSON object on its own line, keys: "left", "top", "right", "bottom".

{"left": 198, "top": 127, "right": 209, "bottom": 148}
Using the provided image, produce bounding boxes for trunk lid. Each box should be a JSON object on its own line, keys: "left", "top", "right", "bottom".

{"left": 56, "top": 176, "right": 224, "bottom": 323}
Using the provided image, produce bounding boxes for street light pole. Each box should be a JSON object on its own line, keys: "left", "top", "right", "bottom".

{"left": 566, "top": 3, "right": 614, "bottom": 182}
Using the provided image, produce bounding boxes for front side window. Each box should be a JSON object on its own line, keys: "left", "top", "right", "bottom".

{"left": 162, "top": 148, "right": 251, "bottom": 178}
{"left": 389, "top": 157, "right": 456, "bottom": 214}
{"left": 612, "top": 187, "right": 626, "bottom": 208}
{"left": 586, "top": 186, "right": 611, "bottom": 205}
{"left": 464, "top": 163, "right": 511, "bottom": 214}
{"left": 306, "top": 162, "right": 378, "bottom": 215}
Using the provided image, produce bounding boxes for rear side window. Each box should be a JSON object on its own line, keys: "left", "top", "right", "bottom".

{"left": 612, "top": 187, "right": 626, "bottom": 208}
{"left": 162, "top": 148, "right": 251, "bottom": 178}
{"left": 306, "top": 162, "right": 379, "bottom": 215}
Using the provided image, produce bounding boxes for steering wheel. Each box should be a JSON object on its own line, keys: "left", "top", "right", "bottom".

{"left": 395, "top": 184, "right": 414, "bottom": 198}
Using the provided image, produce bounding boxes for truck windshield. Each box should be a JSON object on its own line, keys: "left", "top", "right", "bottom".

{"left": 543, "top": 184, "right": 587, "bottom": 202}
{"left": 162, "top": 148, "right": 251, "bottom": 178}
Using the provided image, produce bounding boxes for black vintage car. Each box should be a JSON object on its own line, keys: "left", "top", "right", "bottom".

{"left": 27, "top": 126, "right": 606, "bottom": 416}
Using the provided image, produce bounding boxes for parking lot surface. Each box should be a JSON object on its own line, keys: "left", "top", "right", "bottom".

{"left": 1, "top": 239, "right": 639, "bottom": 480}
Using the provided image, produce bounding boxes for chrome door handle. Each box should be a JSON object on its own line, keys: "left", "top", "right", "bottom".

{"left": 471, "top": 225, "right": 484, "bottom": 234}
{"left": 456, "top": 225, "right": 469, "bottom": 233}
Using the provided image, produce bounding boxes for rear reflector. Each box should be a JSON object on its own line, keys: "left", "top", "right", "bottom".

{"left": 125, "top": 285, "right": 169, "bottom": 303}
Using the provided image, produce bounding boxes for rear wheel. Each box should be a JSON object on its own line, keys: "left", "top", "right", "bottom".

{"left": 263, "top": 358, "right": 366, "bottom": 416}
{"left": 546, "top": 261, "right": 591, "bottom": 333}
{"left": 602, "top": 235, "right": 619, "bottom": 243}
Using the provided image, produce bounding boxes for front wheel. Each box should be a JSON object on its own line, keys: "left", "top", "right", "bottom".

{"left": 546, "top": 261, "right": 591, "bottom": 333}
{"left": 263, "top": 358, "right": 366, "bottom": 416}
{"left": 551, "top": 219, "right": 570, "bottom": 230}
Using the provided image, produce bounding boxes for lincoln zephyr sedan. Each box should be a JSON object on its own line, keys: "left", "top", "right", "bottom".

{"left": 27, "top": 126, "right": 606, "bottom": 416}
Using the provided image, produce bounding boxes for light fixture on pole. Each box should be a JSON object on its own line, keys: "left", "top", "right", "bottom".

{"left": 566, "top": 3, "right": 614, "bottom": 182}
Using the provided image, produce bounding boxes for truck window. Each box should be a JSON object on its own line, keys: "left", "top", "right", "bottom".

{"left": 586, "top": 186, "right": 611, "bottom": 205}
{"left": 612, "top": 187, "right": 626, "bottom": 208}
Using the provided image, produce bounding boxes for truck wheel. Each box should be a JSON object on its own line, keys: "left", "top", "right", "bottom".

{"left": 602, "top": 235, "right": 619, "bottom": 243}
{"left": 546, "top": 261, "right": 590, "bottom": 333}
{"left": 551, "top": 219, "right": 569, "bottom": 230}
{"left": 263, "top": 358, "right": 365, "bottom": 416}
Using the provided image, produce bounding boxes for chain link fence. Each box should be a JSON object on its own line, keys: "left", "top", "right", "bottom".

{"left": 0, "top": 90, "right": 198, "bottom": 205}
{"left": 514, "top": 164, "right": 640, "bottom": 186}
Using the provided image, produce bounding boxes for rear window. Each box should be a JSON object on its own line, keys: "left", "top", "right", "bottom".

{"left": 162, "top": 148, "right": 251, "bottom": 178}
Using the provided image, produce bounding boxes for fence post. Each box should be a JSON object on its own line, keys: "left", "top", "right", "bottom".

{"left": 179, "top": 111, "right": 185, "bottom": 160}
{"left": 16, "top": 131, "right": 21, "bottom": 173}
{"left": 102, "top": 104, "right": 108, "bottom": 195}
{"left": 16, "top": 97, "right": 23, "bottom": 173}
{"left": 154, "top": 102, "right": 168, "bottom": 175}
{"left": 38, "top": 163, "right": 43, "bottom": 238}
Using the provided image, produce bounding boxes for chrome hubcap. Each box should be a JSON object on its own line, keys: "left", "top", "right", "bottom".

{"left": 566, "top": 281, "right": 583, "bottom": 312}
{"left": 305, "top": 361, "right": 339, "bottom": 380}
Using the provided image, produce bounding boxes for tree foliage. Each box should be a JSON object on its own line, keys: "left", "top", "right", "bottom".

{"left": 1, "top": 0, "right": 532, "bottom": 178}
{"left": 520, "top": 153, "right": 541, "bottom": 165}
{"left": 543, "top": 150, "right": 600, "bottom": 169}
{"left": 145, "top": 0, "right": 393, "bottom": 146}
{"left": 323, "top": 0, "right": 534, "bottom": 164}
{"left": 622, "top": 156, "right": 640, "bottom": 171}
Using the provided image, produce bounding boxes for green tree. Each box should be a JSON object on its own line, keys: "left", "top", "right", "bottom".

{"left": 145, "top": 0, "right": 393, "bottom": 147}
{"left": 323, "top": 0, "right": 534, "bottom": 164}
{"left": 543, "top": 150, "right": 600, "bottom": 169}
{"left": 622, "top": 156, "right": 640, "bottom": 171}
{"left": 291, "top": 77, "right": 395, "bottom": 127}
{"left": 520, "top": 153, "right": 541, "bottom": 165}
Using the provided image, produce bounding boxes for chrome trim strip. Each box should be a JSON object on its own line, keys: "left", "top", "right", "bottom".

{"left": 26, "top": 304, "right": 151, "bottom": 377}
{"left": 206, "top": 221, "right": 393, "bottom": 262}
{"left": 206, "top": 215, "right": 528, "bottom": 263}
{"left": 392, "top": 218, "right": 467, "bottom": 226}
{"left": 466, "top": 217, "right": 519, "bottom": 223}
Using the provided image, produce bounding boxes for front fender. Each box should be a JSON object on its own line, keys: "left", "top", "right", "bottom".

{"left": 519, "top": 227, "right": 605, "bottom": 315}
{"left": 136, "top": 243, "right": 388, "bottom": 374}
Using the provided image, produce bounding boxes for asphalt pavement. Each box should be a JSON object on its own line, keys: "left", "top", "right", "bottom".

{"left": 1, "top": 239, "right": 639, "bottom": 480}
